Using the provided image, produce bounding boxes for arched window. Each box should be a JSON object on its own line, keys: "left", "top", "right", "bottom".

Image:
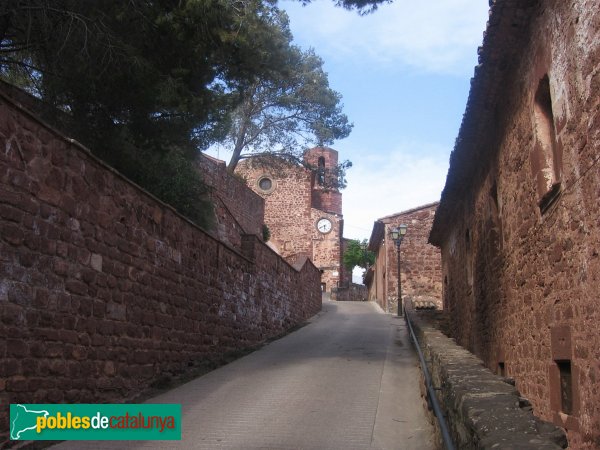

{"left": 317, "top": 156, "right": 325, "bottom": 186}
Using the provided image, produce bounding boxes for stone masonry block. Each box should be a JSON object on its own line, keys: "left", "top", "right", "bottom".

{"left": 408, "top": 308, "right": 566, "bottom": 449}
{"left": 0, "top": 91, "right": 322, "bottom": 450}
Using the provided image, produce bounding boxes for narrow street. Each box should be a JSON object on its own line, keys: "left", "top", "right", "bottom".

{"left": 54, "top": 301, "right": 434, "bottom": 450}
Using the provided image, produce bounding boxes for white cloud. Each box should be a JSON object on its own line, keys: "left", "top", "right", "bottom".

{"left": 282, "top": 0, "right": 489, "bottom": 74}
{"left": 341, "top": 141, "right": 449, "bottom": 240}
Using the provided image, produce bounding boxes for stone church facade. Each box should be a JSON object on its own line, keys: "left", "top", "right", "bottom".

{"left": 429, "top": 0, "right": 599, "bottom": 447}
{"left": 236, "top": 147, "right": 348, "bottom": 292}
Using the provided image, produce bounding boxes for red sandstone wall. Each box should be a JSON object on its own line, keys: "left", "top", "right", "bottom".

{"left": 369, "top": 241, "right": 387, "bottom": 306}
{"left": 435, "top": 1, "right": 599, "bottom": 447}
{"left": 311, "top": 190, "right": 342, "bottom": 216}
{"left": 305, "top": 147, "right": 343, "bottom": 215}
{"left": 368, "top": 204, "right": 442, "bottom": 313}
{"left": 236, "top": 154, "right": 345, "bottom": 292}
{"left": 310, "top": 209, "right": 343, "bottom": 290}
{"left": 0, "top": 93, "right": 322, "bottom": 446}
{"left": 385, "top": 205, "right": 442, "bottom": 312}
{"left": 304, "top": 146, "right": 339, "bottom": 173}
{"left": 339, "top": 235, "right": 352, "bottom": 288}
{"left": 195, "top": 154, "right": 264, "bottom": 249}
{"left": 236, "top": 159, "right": 314, "bottom": 259}
{"left": 306, "top": 147, "right": 343, "bottom": 289}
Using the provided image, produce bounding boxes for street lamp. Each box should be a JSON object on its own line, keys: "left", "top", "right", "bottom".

{"left": 390, "top": 224, "right": 408, "bottom": 316}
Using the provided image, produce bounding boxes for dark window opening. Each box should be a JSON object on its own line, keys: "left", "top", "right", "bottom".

{"left": 539, "top": 182, "right": 562, "bottom": 214}
{"left": 258, "top": 177, "right": 272, "bottom": 191}
{"left": 465, "top": 228, "right": 473, "bottom": 287}
{"left": 490, "top": 182, "right": 499, "bottom": 211}
{"left": 498, "top": 362, "right": 506, "bottom": 377}
{"left": 488, "top": 180, "right": 503, "bottom": 250}
{"left": 557, "top": 360, "right": 573, "bottom": 415}
{"left": 317, "top": 156, "right": 325, "bottom": 186}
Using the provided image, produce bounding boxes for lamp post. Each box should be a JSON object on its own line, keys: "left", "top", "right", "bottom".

{"left": 390, "top": 224, "right": 408, "bottom": 317}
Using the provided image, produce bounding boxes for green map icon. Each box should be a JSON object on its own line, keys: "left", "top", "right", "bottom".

{"left": 10, "top": 404, "right": 49, "bottom": 440}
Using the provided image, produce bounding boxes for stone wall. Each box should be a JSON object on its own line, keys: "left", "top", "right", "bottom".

{"left": 304, "top": 147, "right": 343, "bottom": 216}
{"left": 195, "top": 154, "right": 264, "bottom": 249}
{"left": 407, "top": 308, "right": 567, "bottom": 450}
{"left": 338, "top": 236, "right": 352, "bottom": 288}
{"left": 366, "top": 239, "right": 386, "bottom": 304}
{"left": 0, "top": 91, "right": 322, "bottom": 447}
{"left": 237, "top": 157, "right": 314, "bottom": 259}
{"left": 311, "top": 189, "right": 342, "bottom": 217}
{"left": 429, "top": 0, "right": 600, "bottom": 447}
{"left": 236, "top": 150, "right": 345, "bottom": 292}
{"left": 310, "top": 208, "right": 343, "bottom": 290}
{"left": 331, "top": 284, "right": 367, "bottom": 302}
{"left": 304, "top": 146, "right": 338, "bottom": 171}
{"left": 367, "top": 203, "right": 442, "bottom": 313}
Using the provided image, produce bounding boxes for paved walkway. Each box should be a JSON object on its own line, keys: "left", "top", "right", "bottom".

{"left": 54, "top": 301, "right": 434, "bottom": 449}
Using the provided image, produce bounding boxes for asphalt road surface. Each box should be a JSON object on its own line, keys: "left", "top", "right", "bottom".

{"left": 53, "top": 300, "right": 434, "bottom": 450}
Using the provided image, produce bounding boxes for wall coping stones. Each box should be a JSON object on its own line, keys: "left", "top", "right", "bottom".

{"left": 407, "top": 307, "right": 567, "bottom": 449}
{"left": 0, "top": 86, "right": 316, "bottom": 279}
{"left": 0, "top": 84, "right": 323, "bottom": 447}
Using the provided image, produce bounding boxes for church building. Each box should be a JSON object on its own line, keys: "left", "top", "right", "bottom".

{"left": 236, "top": 147, "right": 348, "bottom": 292}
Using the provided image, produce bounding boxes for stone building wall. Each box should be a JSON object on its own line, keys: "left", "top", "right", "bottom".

{"left": 305, "top": 147, "right": 343, "bottom": 215}
{"left": 310, "top": 208, "right": 343, "bottom": 290}
{"left": 429, "top": 0, "right": 599, "bottom": 447}
{"left": 367, "top": 203, "right": 442, "bottom": 313}
{"left": 236, "top": 157, "right": 314, "bottom": 258}
{"left": 236, "top": 148, "right": 345, "bottom": 292}
{"left": 365, "top": 241, "right": 387, "bottom": 304}
{"left": 338, "top": 237, "right": 352, "bottom": 288}
{"left": 304, "top": 146, "right": 338, "bottom": 172}
{"left": 0, "top": 92, "right": 322, "bottom": 447}
{"left": 195, "top": 154, "right": 265, "bottom": 249}
{"left": 311, "top": 190, "right": 342, "bottom": 216}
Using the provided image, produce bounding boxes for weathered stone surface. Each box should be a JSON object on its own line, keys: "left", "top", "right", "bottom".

{"left": 366, "top": 203, "right": 442, "bottom": 313}
{"left": 0, "top": 87, "right": 322, "bottom": 448}
{"left": 408, "top": 308, "right": 567, "bottom": 449}
{"left": 331, "top": 282, "right": 367, "bottom": 301}
{"left": 428, "top": 0, "right": 599, "bottom": 447}
{"left": 195, "top": 154, "right": 264, "bottom": 250}
{"left": 236, "top": 147, "right": 348, "bottom": 292}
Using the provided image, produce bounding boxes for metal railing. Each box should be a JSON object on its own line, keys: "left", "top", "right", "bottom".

{"left": 404, "top": 305, "right": 456, "bottom": 450}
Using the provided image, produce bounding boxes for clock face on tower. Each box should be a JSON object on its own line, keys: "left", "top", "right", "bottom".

{"left": 317, "top": 218, "right": 333, "bottom": 234}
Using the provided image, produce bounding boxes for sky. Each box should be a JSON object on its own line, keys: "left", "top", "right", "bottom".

{"left": 207, "top": 0, "right": 491, "bottom": 262}
{"left": 278, "top": 0, "right": 491, "bottom": 240}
